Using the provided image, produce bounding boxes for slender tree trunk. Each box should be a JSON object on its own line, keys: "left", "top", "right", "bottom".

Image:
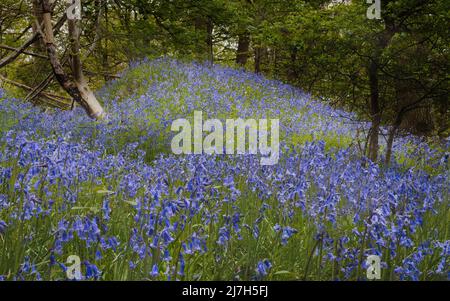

{"left": 367, "top": 21, "right": 396, "bottom": 162}
{"left": 368, "top": 59, "right": 381, "bottom": 162}
{"left": 67, "top": 7, "right": 104, "bottom": 118}
{"left": 437, "top": 94, "right": 449, "bottom": 138}
{"left": 0, "top": 22, "right": 4, "bottom": 74}
{"left": 385, "top": 115, "right": 402, "bottom": 165}
{"left": 37, "top": 0, "right": 104, "bottom": 119}
{"left": 102, "top": 1, "right": 109, "bottom": 81}
{"left": 32, "top": 1, "right": 45, "bottom": 52}
{"left": 236, "top": 32, "right": 250, "bottom": 66}
{"left": 287, "top": 46, "right": 298, "bottom": 82}
{"left": 206, "top": 17, "right": 214, "bottom": 65}
{"left": 87, "top": 0, "right": 103, "bottom": 55}
{"left": 254, "top": 46, "right": 262, "bottom": 74}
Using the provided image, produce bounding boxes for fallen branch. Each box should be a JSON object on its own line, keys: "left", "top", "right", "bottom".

{"left": 0, "top": 44, "right": 48, "bottom": 60}
{"left": 0, "top": 74, "right": 71, "bottom": 109}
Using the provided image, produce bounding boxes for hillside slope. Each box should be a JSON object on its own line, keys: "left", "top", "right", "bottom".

{"left": 0, "top": 59, "right": 448, "bottom": 281}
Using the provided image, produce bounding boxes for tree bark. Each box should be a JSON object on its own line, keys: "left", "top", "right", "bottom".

{"left": 287, "top": 46, "right": 298, "bottom": 82}
{"left": 385, "top": 114, "right": 402, "bottom": 166}
{"left": 367, "top": 59, "right": 381, "bottom": 162}
{"left": 367, "top": 21, "right": 396, "bottom": 162}
{"left": 102, "top": 1, "right": 110, "bottom": 81}
{"left": 194, "top": 15, "right": 213, "bottom": 64}
{"left": 206, "top": 17, "right": 214, "bottom": 65}
{"left": 254, "top": 46, "right": 263, "bottom": 74}
{"left": 87, "top": 0, "right": 103, "bottom": 55}
{"left": 32, "top": 0, "right": 45, "bottom": 52}
{"left": 67, "top": 3, "right": 104, "bottom": 118}
{"left": 37, "top": 0, "right": 104, "bottom": 119}
{"left": 236, "top": 32, "right": 250, "bottom": 66}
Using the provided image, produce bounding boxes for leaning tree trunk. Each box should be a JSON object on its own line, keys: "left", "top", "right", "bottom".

{"left": 67, "top": 7, "right": 104, "bottom": 118}
{"left": 37, "top": 0, "right": 104, "bottom": 119}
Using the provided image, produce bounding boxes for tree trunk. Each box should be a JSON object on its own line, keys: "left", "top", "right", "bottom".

{"left": 437, "top": 94, "right": 449, "bottom": 138}
{"left": 368, "top": 59, "right": 381, "bottom": 162}
{"left": 102, "top": 1, "right": 110, "bottom": 81}
{"left": 87, "top": 0, "right": 103, "bottom": 55}
{"left": 206, "top": 17, "right": 214, "bottom": 65}
{"left": 367, "top": 20, "right": 396, "bottom": 162}
{"left": 37, "top": 0, "right": 104, "bottom": 119}
{"left": 0, "top": 23, "right": 3, "bottom": 67}
{"left": 236, "top": 33, "right": 250, "bottom": 66}
{"left": 32, "top": 1, "right": 45, "bottom": 52}
{"left": 67, "top": 8, "right": 104, "bottom": 118}
{"left": 254, "top": 46, "right": 262, "bottom": 74}
{"left": 194, "top": 15, "right": 213, "bottom": 64}
{"left": 287, "top": 46, "right": 298, "bottom": 82}
{"left": 385, "top": 115, "right": 402, "bottom": 166}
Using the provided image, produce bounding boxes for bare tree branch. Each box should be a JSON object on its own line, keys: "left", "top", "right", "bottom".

{"left": 0, "top": 43, "right": 48, "bottom": 59}
{"left": 0, "top": 14, "right": 67, "bottom": 69}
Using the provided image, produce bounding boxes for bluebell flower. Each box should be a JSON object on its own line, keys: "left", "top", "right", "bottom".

{"left": 0, "top": 220, "right": 7, "bottom": 234}
{"left": 161, "top": 228, "right": 174, "bottom": 245}
{"left": 95, "top": 250, "right": 102, "bottom": 261}
{"left": 129, "top": 261, "right": 137, "bottom": 270}
{"left": 217, "top": 227, "right": 230, "bottom": 246}
{"left": 255, "top": 260, "right": 272, "bottom": 279}
{"left": 102, "top": 199, "right": 111, "bottom": 221}
{"left": 49, "top": 254, "right": 56, "bottom": 266}
{"left": 163, "top": 249, "right": 172, "bottom": 262}
{"left": 85, "top": 261, "right": 101, "bottom": 280}
{"left": 151, "top": 264, "right": 159, "bottom": 277}
{"left": 178, "top": 253, "right": 185, "bottom": 276}
{"left": 274, "top": 224, "right": 298, "bottom": 245}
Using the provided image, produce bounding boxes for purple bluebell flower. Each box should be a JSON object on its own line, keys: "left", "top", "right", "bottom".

{"left": 255, "top": 260, "right": 272, "bottom": 279}
{"left": 178, "top": 253, "right": 185, "bottom": 276}
{"left": 0, "top": 220, "right": 7, "bottom": 234}
{"left": 151, "top": 264, "right": 159, "bottom": 277}
{"left": 85, "top": 261, "right": 101, "bottom": 280}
